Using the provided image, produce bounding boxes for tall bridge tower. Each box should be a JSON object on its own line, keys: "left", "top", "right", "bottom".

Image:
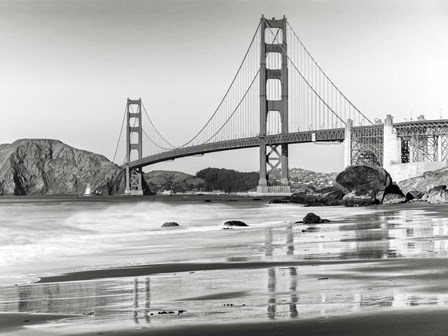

{"left": 125, "top": 98, "right": 144, "bottom": 195}
{"left": 257, "top": 15, "right": 291, "bottom": 193}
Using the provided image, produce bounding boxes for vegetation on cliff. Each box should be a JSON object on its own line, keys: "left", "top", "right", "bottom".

{"left": 196, "top": 168, "right": 259, "bottom": 193}
{"left": 144, "top": 170, "right": 204, "bottom": 194}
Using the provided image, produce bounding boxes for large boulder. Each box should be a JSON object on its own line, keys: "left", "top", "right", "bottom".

{"left": 336, "top": 165, "right": 392, "bottom": 205}
{"left": 290, "top": 189, "right": 344, "bottom": 206}
{"left": 336, "top": 165, "right": 391, "bottom": 197}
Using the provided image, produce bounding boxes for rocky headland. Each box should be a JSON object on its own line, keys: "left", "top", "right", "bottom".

{"left": 0, "top": 139, "right": 125, "bottom": 195}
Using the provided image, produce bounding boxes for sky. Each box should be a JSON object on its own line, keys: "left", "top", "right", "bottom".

{"left": 1, "top": 0, "right": 448, "bottom": 174}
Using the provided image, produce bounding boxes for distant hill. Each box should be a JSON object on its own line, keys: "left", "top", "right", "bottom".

{"left": 144, "top": 170, "right": 204, "bottom": 194}
{"left": 0, "top": 139, "right": 125, "bottom": 195}
{"left": 196, "top": 168, "right": 259, "bottom": 193}
{"left": 289, "top": 168, "right": 337, "bottom": 191}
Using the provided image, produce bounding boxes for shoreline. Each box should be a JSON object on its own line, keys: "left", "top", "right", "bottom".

{"left": 4, "top": 201, "right": 448, "bottom": 335}
{"left": 36, "top": 259, "right": 381, "bottom": 283}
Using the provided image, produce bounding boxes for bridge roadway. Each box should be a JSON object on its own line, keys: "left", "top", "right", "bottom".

{"left": 126, "top": 128, "right": 346, "bottom": 169}
{"left": 125, "top": 119, "right": 448, "bottom": 169}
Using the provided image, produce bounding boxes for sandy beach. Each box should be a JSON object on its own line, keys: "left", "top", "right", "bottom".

{"left": 2, "top": 199, "right": 448, "bottom": 335}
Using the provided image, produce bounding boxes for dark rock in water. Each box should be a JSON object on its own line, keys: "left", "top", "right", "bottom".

{"left": 269, "top": 197, "right": 290, "bottom": 204}
{"left": 336, "top": 165, "right": 391, "bottom": 204}
{"left": 290, "top": 189, "right": 343, "bottom": 206}
{"left": 342, "top": 192, "right": 377, "bottom": 207}
{"left": 203, "top": 199, "right": 212, "bottom": 203}
{"left": 382, "top": 193, "right": 406, "bottom": 205}
{"left": 405, "top": 190, "right": 424, "bottom": 201}
{"left": 252, "top": 198, "right": 262, "bottom": 201}
{"left": 223, "top": 220, "right": 248, "bottom": 227}
{"left": 161, "top": 222, "right": 180, "bottom": 227}
{"left": 302, "top": 212, "right": 330, "bottom": 224}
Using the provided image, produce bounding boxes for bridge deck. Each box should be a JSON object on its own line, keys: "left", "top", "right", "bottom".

{"left": 127, "top": 128, "right": 345, "bottom": 169}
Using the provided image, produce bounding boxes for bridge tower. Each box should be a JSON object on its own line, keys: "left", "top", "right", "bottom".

{"left": 257, "top": 15, "right": 291, "bottom": 194}
{"left": 125, "top": 98, "right": 144, "bottom": 195}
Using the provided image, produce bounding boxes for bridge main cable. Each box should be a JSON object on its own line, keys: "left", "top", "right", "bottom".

{"left": 178, "top": 22, "right": 262, "bottom": 148}
{"left": 286, "top": 21, "right": 373, "bottom": 125}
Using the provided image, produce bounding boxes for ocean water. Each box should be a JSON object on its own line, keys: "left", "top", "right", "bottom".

{"left": 2, "top": 196, "right": 448, "bottom": 334}
{"left": 0, "top": 196, "right": 375, "bottom": 286}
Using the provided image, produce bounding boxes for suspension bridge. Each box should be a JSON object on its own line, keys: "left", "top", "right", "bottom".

{"left": 113, "top": 16, "right": 448, "bottom": 195}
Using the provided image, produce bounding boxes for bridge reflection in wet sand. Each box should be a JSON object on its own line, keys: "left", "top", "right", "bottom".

{"left": 2, "top": 207, "right": 448, "bottom": 333}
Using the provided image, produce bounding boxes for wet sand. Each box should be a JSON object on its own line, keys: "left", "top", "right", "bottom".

{"left": 4, "top": 202, "right": 448, "bottom": 335}
{"left": 71, "top": 309, "right": 448, "bottom": 336}
{"left": 0, "top": 312, "right": 78, "bottom": 330}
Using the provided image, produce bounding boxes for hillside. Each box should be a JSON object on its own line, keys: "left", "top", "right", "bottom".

{"left": 0, "top": 139, "right": 125, "bottom": 195}
{"left": 289, "top": 168, "right": 338, "bottom": 191}
{"left": 144, "top": 170, "right": 204, "bottom": 194}
{"left": 196, "top": 168, "right": 259, "bottom": 192}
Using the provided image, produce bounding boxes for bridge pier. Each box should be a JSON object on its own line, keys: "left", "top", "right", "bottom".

{"left": 382, "top": 115, "right": 401, "bottom": 172}
{"left": 125, "top": 98, "right": 144, "bottom": 196}
{"left": 257, "top": 15, "right": 291, "bottom": 194}
{"left": 343, "top": 119, "right": 352, "bottom": 167}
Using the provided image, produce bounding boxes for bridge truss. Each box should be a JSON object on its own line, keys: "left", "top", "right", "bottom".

{"left": 395, "top": 120, "right": 448, "bottom": 163}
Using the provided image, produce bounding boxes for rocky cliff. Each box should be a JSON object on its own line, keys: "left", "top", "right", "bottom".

{"left": 0, "top": 139, "right": 125, "bottom": 195}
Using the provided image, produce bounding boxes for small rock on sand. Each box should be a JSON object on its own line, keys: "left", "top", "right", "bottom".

{"left": 161, "top": 222, "right": 180, "bottom": 227}
{"left": 223, "top": 220, "right": 248, "bottom": 227}
{"left": 301, "top": 212, "right": 330, "bottom": 224}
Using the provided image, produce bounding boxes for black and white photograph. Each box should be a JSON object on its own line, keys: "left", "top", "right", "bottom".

{"left": 1, "top": 0, "right": 448, "bottom": 335}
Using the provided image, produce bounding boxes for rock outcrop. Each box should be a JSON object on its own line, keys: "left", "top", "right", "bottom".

{"left": 399, "top": 167, "right": 448, "bottom": 195}
{"left": 0, "top": 139, "right": 125, "bottom": 195}
{"left": 335, "top": 165, "right": 393, "bottom": 206}
{"left": 398, "top": 168, "right": 448, "bottom": 204}
{"left": 290, "top": 188, "right": 344, "bottom": 206}
{"left": 336, "top": 165, "right": 391, "bottom": 198}
{"left": 422, "top": 185, "right": 448, "bottom": 204}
